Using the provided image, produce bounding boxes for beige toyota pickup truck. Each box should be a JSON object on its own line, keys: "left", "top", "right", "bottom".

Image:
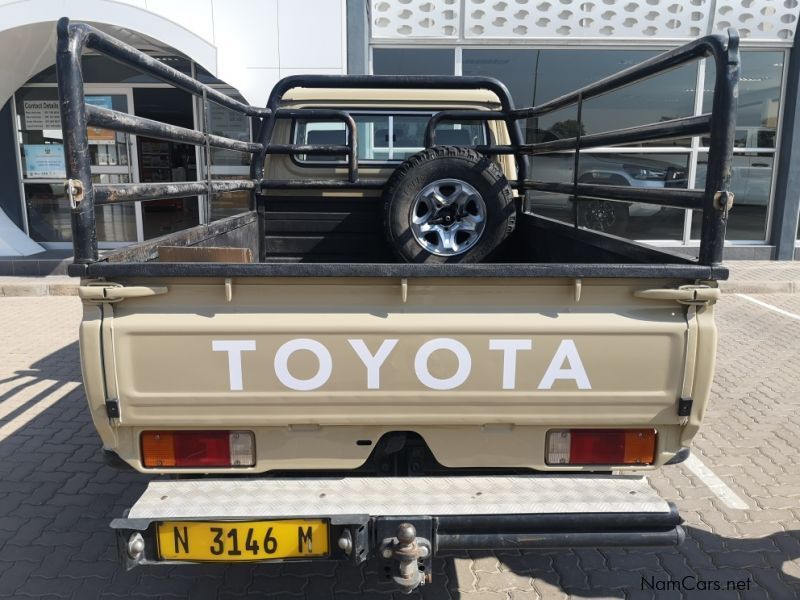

{"left": 57, "top": 18, "right": 739, "bottom": 593}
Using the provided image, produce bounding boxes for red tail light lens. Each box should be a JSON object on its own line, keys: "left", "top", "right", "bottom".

{"left": 546, "top": 429, "right": 657, "bottom": 465}
{"left": 141, "top": 430, "right": 254, "bottom": 468}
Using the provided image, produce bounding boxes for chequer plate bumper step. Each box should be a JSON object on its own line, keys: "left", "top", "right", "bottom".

{"left": 126, "top": 475, "right": 671, "bottom": 520}
{"left": 111, "top": 475, "right": 684, "bottom": 572}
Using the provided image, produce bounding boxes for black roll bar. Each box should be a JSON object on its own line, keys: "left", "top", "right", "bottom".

{"left": 57, "top": 16, "right": 738, "bottom": 267}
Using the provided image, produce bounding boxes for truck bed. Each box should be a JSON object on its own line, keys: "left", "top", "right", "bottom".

{"left": 68, "top": 207, "right": 728, "bottom": 281}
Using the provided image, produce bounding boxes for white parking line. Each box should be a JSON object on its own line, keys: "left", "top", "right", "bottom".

{"left": 737, "top": 293, "right": 800, "bottom": 322}
{"left": 683, "top": 454, "right": 749, "bottom": 510}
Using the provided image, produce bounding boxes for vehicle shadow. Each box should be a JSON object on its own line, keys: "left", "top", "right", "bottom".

{"left": 425, "top": 525, "right": 800, "bottom": 599}
{"left": 0, "top": 340, "right": 81, "bottom": 405}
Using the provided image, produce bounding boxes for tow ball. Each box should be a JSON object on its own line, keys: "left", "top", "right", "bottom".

{"left": 379, "top": 522, "right": 432, "bottom": 594}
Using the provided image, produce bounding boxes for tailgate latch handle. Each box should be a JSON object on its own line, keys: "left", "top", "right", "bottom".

{"left": 634, "top": 285, "right": 720, "bottom": 305}
{"left": 78, "top": 283, "right": 168, "bottom": 303}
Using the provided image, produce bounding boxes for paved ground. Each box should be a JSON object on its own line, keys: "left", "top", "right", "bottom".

{"left": 0, "top": 294, "right": 798, "bottom": 599}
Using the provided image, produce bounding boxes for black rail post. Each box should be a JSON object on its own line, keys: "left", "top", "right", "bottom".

{"left": 698, "top": 30, "right": 740, "bottom": 266}
{"left": 572, "top": 93, "right": 584, "bottom": 229}
{"left": 56, "top": 18, "right": 97, "bottom": 263}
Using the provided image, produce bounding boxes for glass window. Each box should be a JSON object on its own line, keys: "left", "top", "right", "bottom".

{"left": 462, "top": 49, "right": 696, "bottom": 147}
{"left": 24, "top": 179, "right": 136, "bottom": 243}
{"left": 696, "top": 51, "right": 783, "bottom": 241}
{"left": 204, "top": 89, "right": 254, "bottom": 221}
{"left": 293, "top": 113, "right": 486, "bottom": 163}
{"left": 692, "top": 152, "right": 772, "bottom": 240}
{"left": 15, "top": 87, "right": 137, "bottom": 242}
{"left": 210, "top": 176, "right": 252, "bottom": 222}
{"left": 528, "top": 152, "right": 689, "bottom": 240}
{"left": 372, "top": 49, "right": 455, "bottom": 76}
{"left": 703, "top": 51, "right": 784, "bottom": 149}
{"left": 205, "top": 91, "right": 254, "bottom": 168}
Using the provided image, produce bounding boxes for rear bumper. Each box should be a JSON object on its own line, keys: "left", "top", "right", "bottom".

{"left": 112, "top": 474, "right": 683, "bottom": 569}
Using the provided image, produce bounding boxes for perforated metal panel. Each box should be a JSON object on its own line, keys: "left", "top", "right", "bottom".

{"left": 712, "top": 0, "right": 798, "bottom": 42}
{"left": 369, "top": 0, "right": 799, "bottom": 43}
{"left": 372, "top": 0, "right": 460, "bottom": 39}
{"left": 462, "top": 0, "right": 711, "bottom": 40}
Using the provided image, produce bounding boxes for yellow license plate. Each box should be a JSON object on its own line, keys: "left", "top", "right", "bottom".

{"left": 157, "top": 520, "right": 329, "bottom": 561}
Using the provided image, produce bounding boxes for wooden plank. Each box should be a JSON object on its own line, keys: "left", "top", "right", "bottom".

{"left": 157, "top": 246, "right": 253, "bottom": 263}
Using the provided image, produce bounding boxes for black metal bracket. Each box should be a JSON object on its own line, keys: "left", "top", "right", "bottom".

{"left": 678, "top": 397, "right": 693, "bottom": 417}
{"left": 105, "top": 397, "right": 120, "bottom": 418}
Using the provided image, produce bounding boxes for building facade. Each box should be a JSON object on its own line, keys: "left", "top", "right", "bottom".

{"left": 0, "top": 0, "right": 347, "bottom": 256}
{"left": 1, "top": 0, "right": 799, "bottom": 260}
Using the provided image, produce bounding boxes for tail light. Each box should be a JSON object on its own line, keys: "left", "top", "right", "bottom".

{"left": 546, "top": 429, "right": 657, "bottom": 466}
{"left": 141, "top": 430, "right": 255, "bottom": 468}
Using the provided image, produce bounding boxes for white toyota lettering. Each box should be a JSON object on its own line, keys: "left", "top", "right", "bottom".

{"left": 537, "top": 339, "right": 592, "bottom": 390}
{"left": 212, "top": 340, "right": 257, "bottom": 391}
{"left": 211, "top": 337, "right": 591, "bottom": 391}
{"left": 414, "top": 338, "right": 472, "bottom": 390}
{"left": 274, "top": 338, "right": 333, "bottom": 391}
{"left": 348, "top": 339, "right": 399, "bottom": 389}
{"left": 488, "top": 339, "right": 533, "bottom": 390}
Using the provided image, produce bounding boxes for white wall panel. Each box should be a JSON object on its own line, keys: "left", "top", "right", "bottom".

{"left": 212, "top": 0, "right": 280, "bottom": 68}
{"left": 278, "top": 0, "right": 344, "bottom": 69}
{"left": 145, "top": 0, "right": 215, "bottom": 43}
{"left": 279, "top": 67, "right": 348, "bottom": 79}
{"left": 211, "top": 0, "right": 279, "bottom": 105}
{"left": 111, "top": 0, "right": 147, "bottom": 8}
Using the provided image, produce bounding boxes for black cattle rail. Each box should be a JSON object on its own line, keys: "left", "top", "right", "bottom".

{"left": 57, "top": 17, "right": 739, "bottom": 267}
{"left": 424, "top": 30, "right": 739, "bottom": 266}
{"left": 56, "top": 18, "right": 361, "bottom": 264}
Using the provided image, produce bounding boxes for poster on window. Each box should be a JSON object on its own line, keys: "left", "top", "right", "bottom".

{"left": 23, "top": 100, "right": 61, "bottom": 130}
{"left": 86, "top": 96, "right": 116, "bottom": 144}
{"left": 23, "top": 144, "right": 66, "bottom": 178}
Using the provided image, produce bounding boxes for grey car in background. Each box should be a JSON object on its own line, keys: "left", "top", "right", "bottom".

{"left": 526, "top": 153, "right": 688, "bottom": 233}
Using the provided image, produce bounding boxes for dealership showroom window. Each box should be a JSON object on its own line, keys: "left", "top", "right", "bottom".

{"left": 373, "top": 46, "right": 786, "bottom": 247}
{"left": 12, "top": 56, "right": 251, "bottom": 248}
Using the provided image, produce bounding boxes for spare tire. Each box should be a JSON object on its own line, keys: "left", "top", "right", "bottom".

{"left": 382, "top": 146, "right": 516, "bottom": 263}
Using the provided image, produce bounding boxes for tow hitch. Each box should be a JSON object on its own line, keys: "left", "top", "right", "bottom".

{"left": 378, "top": 521, "right": 432, "bottom": 594}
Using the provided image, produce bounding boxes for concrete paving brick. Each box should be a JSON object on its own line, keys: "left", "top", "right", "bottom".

{"left": 603, "top": 551, "right": 660, "bottom": 572}
{"left": 573, "top": 549, "right": 605, "bottom": 572}
{"left": 0, "top": 561, "right": 38, "bottom": 596}
{"left": 14, "top": 576, "right": 82, "bottom": 598}
{"left": 469, "top": 554, "right": 500, "bottom": 573}
{"left": 529, "top": 578, "right": 568, "bottom": 600}
{"left": 68, "top": 576, "right": 114, "bottom": 600}
{"left": 302, "top": 575, "right": 339, "bottom": 598}
{"left": 474, "top": 570, "right": 533, "bottom": 591}
{"left": 420, "top": 577, "right": 453, "bottom": 600}
{"left": 507, "top": 590, "right": 541, "bottom": 600}
{"left": 250, "top": 573, "right": 306, "bottom": 595}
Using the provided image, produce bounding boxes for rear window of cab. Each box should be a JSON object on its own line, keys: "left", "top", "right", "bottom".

{"left": 292, "top": 112, "right": 488, "bottom": 163}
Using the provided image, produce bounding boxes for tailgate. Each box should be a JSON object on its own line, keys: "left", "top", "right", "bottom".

{"left": 92, "top": 277, "right": 706, "bottom": 425}
{"left": 81, "top": 276, "right": 717, "bottom": 470}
